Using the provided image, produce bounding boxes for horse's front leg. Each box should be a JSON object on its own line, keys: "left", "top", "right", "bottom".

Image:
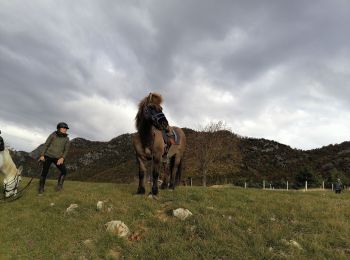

{"left": 151, "top": 157, "right": 161, "bottom": 196}
{"left": 136, "top": 156, "right": 146, "bottom": 195}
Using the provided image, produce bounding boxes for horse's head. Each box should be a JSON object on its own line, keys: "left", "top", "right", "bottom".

{"left": 135, "top": 92, "right": 168, "bottom": 147}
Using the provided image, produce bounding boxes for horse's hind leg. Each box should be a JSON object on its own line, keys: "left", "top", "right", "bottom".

{"left": 160, "top": 161, "right": 169, "bottom": 189}
{"left": 169, "top": 156, "right": 180, "bottom": 190}
{"left": 175, "top": 159, "right": 183, "bottom": 186}
{"left": 136, "top": 156, "right": 146, "bottom": 195}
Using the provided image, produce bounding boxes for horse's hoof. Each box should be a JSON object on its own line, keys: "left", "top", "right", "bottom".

{"left": 160, "top": 182, "right": 168, "bottom": 190}
{"left": 151, "top": 187, "right": 159, "bottom": 196}
{"left": 148, "top": 193, "right": 159, "bottom": 200}
{"left": 168, "top": 183, "right": 175, "bottom": 190}
{"left": 136, "top": 187, "right": 145, "bottom": 195}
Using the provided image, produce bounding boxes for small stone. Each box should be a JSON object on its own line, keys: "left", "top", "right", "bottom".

{"left": 97, "top": 201, "right": 104, "bottom": 211}
{"left": 82, "top": 239, "right": 94, "bottom": 250}
{"left": 173, "top": 208, "right": 193, "bottom": 220}
{"left": 50, "top": 203, "right": 55, "bottom": 207}
{"left": 66, "top": 204, "right": 78, "bottom": 213}
{"left": 228, "top": 216, "right": 233, "bottom": 220}
{"left": 105, "top": 221, "right": 130, "bottom": 237}
{"left": 289, "top": 240, "right": 303, "bottom": 250}
{"left": 270, "top": 217, "right": 276, "bottom": 222}
{"left": 106, "top": 249, "right": 120, "bottom": 260}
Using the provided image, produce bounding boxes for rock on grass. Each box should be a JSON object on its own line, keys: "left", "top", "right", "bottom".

{"left": 66, "top": 204, "right": 78, "bottom": 213}
{"left": 173, "top": 208, "right": 193, "bottom": 220}
{"left": 105, "top": 221, "right": 130, "bottom": 237}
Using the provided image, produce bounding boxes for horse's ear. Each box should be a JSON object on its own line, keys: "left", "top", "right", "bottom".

{"left": 148, "top": 93, "right": 153, "bottom": 103}
{"left": 17, "top": 165, "right": 23, "bottom": 176}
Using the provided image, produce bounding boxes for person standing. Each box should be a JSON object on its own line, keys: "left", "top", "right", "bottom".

{"left": 335, "top": 178, "right": 343, "bottom": 194}
{"left": 38, "top": 122, "right": 70, "bottom": 195}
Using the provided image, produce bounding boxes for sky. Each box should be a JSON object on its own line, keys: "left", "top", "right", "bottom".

{"left": 1, "top": 0, "right": 350, "bottom": 152}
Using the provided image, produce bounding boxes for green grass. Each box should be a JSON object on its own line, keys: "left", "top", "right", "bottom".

{"left": 0, "top": 178, "right": 350, "bottom": 259}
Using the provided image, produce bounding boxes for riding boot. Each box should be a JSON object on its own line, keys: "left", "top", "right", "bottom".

{"left": 38, "top": 176, "right": 45, "bottom": 195}
{"left": 56, "top": 174, "right": 65, "bottom": 191}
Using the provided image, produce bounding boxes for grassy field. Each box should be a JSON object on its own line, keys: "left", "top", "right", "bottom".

{"left": 0, "top": 178, "right": 350, "bottom": 259}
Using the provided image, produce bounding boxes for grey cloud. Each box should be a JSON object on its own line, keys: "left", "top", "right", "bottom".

{"left": 1, "top": 0, "right": 350, "bottom": 151}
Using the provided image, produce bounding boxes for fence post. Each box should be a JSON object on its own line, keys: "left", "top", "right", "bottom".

{"left": 332, "top": 183, "right": 334, "bottom": 191}
{"left": 244, "top": 182, "right": 247, "bottom": 189}
{"left": 263, "top": 180, "right": 265, "bottom": 190}
{"left": 270, "top": 183, "right": 272, "bottom": 190}
{"left": 190, "top": 178, "right": 193, "bottom": 187}
{"left": 287, "top": 181, "right": 289, "bottom": 191}
{"left": 322, "top": 181, "right": 325, "bottom": 190}
{"left": 305, "top": 181, "right": 308, "bottom": 191}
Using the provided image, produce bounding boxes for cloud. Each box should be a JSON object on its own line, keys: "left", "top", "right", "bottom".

{"left": 1, "top": 0, "right": 350, "bottom": 151}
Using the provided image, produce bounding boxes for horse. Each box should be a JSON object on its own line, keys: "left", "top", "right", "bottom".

{"left": 132, "top": 93, "right": 186, "bottom": 196}
{"left": 0, "top": 149, "right": 23, "bottom": 198}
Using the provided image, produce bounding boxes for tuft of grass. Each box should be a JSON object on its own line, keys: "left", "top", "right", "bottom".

{"left": 0, "top": 178, "right": 350, "bottom": 259}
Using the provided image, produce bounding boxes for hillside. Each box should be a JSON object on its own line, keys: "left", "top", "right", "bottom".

{"left": 0, "top": 179, "right": 349, "bottom": 259}
{"left": 10, "top": 129, "right": 350, "bottom": 187}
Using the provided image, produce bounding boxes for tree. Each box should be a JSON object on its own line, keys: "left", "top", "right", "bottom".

{"left": 194, "top": 121, "right": 231, "bottom": 186}
{"left": 295, "top": 167, "right": 321, "bottom": 188}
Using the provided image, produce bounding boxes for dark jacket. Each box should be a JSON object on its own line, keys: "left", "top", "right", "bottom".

{"left": 41, "top": 131, "right": 70, "bottom": 159}
{"left": 335, "top": 181, "right": 343, "bottom": 191}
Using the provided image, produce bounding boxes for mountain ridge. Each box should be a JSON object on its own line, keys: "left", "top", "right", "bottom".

{"left": 9, "top": 128, "right": 350, "bottom": 187}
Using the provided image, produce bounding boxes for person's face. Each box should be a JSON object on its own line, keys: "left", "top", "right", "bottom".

{"left": 59, "top": 128, "right": 68, "bottom": 134}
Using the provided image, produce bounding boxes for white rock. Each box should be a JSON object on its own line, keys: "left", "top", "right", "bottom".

{"left": 173, "top": 208, "right": 193, "bottom": 220}
{"left": 66, "top": 204, "right": 78, "bottom": 213}
{"left": 105, "top": 221, "right": 130, "bottom": 237}
{"left": 50, "top": 203, "right": 55, "bottom": 207}
{"left": 290, "top": 240, "right": 303, "bottom": 250}
{"left": 97, "top": 201, "right": 104, "bottom": 211}
{"left": 281, "top": 239, "right": 303, "bottom": 250}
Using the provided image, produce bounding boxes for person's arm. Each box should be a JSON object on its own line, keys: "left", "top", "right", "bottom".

{"left": 41, "top": 133, "right": 54, "bottom": 157}
{"left": 57, "top": 139, "right": 70, "bottom": 165}
{"left": 62, "top": 139, "right": 71, "bottom": 159}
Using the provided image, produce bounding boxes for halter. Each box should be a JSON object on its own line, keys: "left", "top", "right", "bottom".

{"left": 144, "top": 106, "right": 168, "bottom": 130}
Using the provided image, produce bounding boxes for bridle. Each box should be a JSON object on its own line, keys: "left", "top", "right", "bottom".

{"left": 3, "top": 173, "right": 21, "bottom": 197}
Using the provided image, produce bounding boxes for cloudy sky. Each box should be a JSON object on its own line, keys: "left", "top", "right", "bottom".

{"left": 1, "top": 0, "right": 350, "bottom": 151}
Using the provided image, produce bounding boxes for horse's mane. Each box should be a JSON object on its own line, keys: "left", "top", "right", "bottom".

{"left": 135, "top": 93, "right": 163, "bottom": 148}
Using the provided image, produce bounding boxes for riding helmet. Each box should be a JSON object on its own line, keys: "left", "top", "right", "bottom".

{"left": 57, "top": 122, "right": 69, "bottom": 129}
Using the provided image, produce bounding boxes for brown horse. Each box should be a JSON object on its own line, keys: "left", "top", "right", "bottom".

{"left": 132, "top": 93, "right": 186, "bottom": 196}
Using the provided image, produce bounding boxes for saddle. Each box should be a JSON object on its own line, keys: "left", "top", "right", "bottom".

{"left": 162, "top": 128, "right": 180, "bottom": 157}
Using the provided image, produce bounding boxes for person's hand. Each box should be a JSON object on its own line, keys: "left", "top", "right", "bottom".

{"left": 39, "top": 156, "right": 45, "bottom": 162}
{"left": 57, "top": 158, "right": 64, "bottom": 165}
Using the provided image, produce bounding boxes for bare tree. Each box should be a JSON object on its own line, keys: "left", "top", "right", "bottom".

{"left": 195, "top": 121, "right": 231, "bottom": 186}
